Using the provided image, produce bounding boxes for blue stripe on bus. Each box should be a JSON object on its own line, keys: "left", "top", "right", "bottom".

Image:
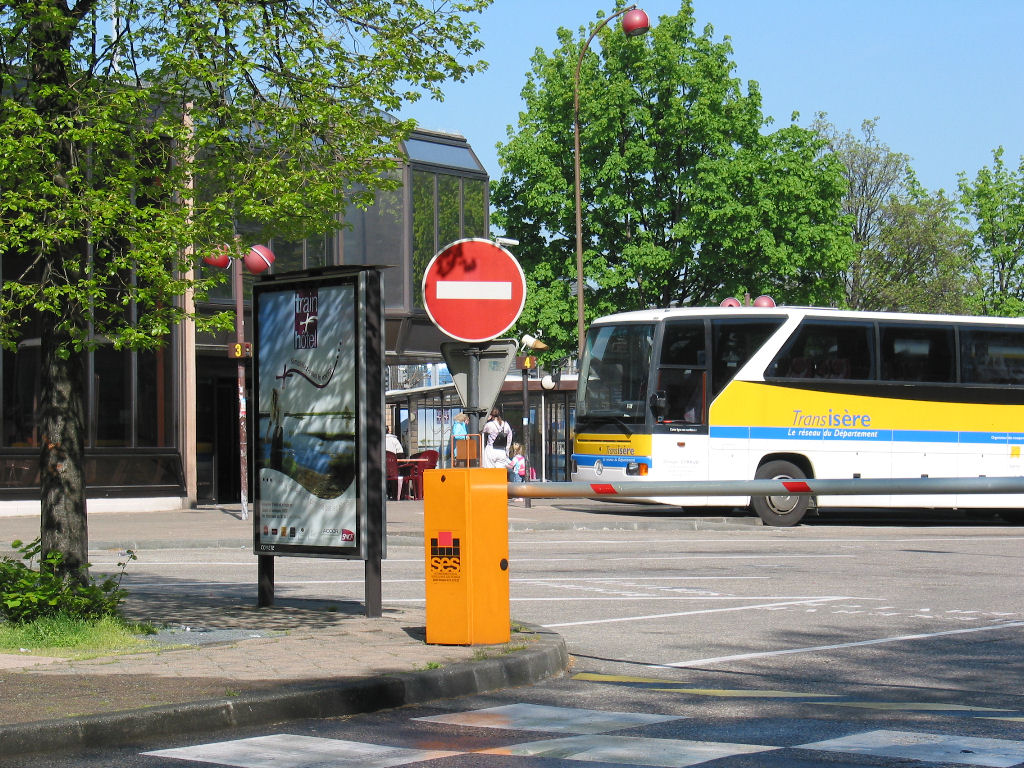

{"left": 893, "top": 430, "right": 959, "bottom": 443}
{"left": 572, "top": 454, "right": 653, "bottom": 469}
{"left": 709, "top": 425, "right": 1024, "bottom": 445}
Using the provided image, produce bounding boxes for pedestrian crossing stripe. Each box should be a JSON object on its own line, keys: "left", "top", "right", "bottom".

{"left": 145, "top": 734, "right": 460, "bottom": 767}
{"left": 143, "top": 705, "right": 1024, "bottom": 768}
{"left": 413, "top": 702, "right": 683, "bottom": 733}
{"left": 799, "top": 729, "right": 1024, "bottom": 767}
{"left": 478, "top": 734, "right": 779, "bottom": 766}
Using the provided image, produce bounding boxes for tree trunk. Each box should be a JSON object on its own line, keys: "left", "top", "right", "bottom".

{"left": 29, "top": 3, "right": 92, "bottom": 583}
{"left": 39, "top": 295, "right": 89, "bottom": 584}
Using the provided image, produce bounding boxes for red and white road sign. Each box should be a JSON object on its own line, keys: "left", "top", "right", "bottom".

{"left": 422, "top": 238, "right": 526, "bottom": 343}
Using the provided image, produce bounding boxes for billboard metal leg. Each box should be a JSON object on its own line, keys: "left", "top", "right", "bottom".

{"left": 365, "top": 557, "right": 382, "bottom": 618}
{"left": 257, "top": 555, "right": 275, "bottom": 607}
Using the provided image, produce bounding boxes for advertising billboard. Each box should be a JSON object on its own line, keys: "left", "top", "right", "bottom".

{"left": 252, "top": 267, "right": 384, "bottom": 560}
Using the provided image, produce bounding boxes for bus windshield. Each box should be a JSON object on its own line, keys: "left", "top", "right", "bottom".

{"left": 578, "top": 323, "right": 654, "bottom": 423}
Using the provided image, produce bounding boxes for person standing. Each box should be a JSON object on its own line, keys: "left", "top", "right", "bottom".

{"left": 451, "top": 412, "right": 469, "bottom": 441}
{"left": 481, "top": 407, "right": 512, "bottom": 469}
{"left": 510, "top": 443, "right": 526, "bottom": 482}
{"left": 385, "top": 425, "right": 404, "bottom": 456}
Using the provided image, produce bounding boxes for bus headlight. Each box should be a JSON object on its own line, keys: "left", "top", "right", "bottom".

{"left": 626, "top": 461, "right": 648, "bottom": 476}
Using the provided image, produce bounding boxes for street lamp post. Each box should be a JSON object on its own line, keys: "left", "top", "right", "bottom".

{"left": 203, "top": 242, "right": 275, "bottom": 521}
{"left": 573, "top": 5, "right": 650, "bottom": 360}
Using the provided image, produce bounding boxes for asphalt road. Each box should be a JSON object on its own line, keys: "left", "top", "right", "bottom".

{"left": 29, "top": 508, "right": 1024, "bottom": 767}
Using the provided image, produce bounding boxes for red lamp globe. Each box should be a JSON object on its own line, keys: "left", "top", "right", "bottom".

{"left": 621, "top": 8, "right": 650, "bottom": 37}
{"left": 720, "top": 297, "right": 741, "bottom": 308}
{"left": 752, "top": 295, "right": 776, "bottom": 308}
{"left": 244, "top": 244, "right": 275, "bottom": 274}
{"left": 203, "top": 245, "right": 231, "bottom": 270}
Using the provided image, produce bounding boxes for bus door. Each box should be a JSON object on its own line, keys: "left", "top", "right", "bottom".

{"left": 651, "top": 320, "right": 711, "bottom": 503}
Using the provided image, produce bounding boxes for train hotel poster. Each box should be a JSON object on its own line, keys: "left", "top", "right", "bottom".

{"left": 253, "top": 274, "right": 360, "bottom": 555}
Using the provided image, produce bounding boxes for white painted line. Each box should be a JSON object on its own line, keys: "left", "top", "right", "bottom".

{"left": 144, "top": 734, "right": 462, "bottom": 767}
{"left": 798, "top": 729, "right": 1024, "bottom": 767}
{"left": 543, "top": 598, "right": 850, "bottom": 628}
{"left": 436, "top": 280, "right": 511, "bottom": 300}
{"left": 414, "top": 703, "right": 681, "bottom": 734}
{"left": 663, "top": 621, "right": 1024, "bottom": 668}
{"left": 479, "top": 734, "right": 778, "bottom": 766}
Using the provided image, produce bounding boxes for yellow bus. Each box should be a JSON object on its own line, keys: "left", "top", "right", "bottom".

{"left": 571, "top": 304, "right": 1024, "bottom": 525}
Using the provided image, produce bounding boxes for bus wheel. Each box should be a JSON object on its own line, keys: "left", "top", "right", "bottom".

{"left": 752, "top": 460, "right": 810, "bottom": 526}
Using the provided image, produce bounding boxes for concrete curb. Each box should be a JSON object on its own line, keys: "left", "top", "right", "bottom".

{"left": 0, "top": 626, "right": 568, "bottom": 757}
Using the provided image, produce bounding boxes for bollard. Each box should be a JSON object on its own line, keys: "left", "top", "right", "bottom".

{"left": 423, "top": 467, "right": 510, "bottom": 645}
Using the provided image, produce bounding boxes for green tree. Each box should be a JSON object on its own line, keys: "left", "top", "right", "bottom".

{"left": 958, "top": 147, "right": 1024, "bottom": 316}
{"left": 814, "top": 115, "right": 976, "bottom": 314}
{"left": 1, "top": 0, "right": 489, "bottom": 581}
{"left": 867, "top": 185, "right": 977, "bottom": 313}
{"left": 492, "top": 1, "right": 853, "bottom": 362}
{"left": 812, "top": 116, "right": 914, "bottom": 309}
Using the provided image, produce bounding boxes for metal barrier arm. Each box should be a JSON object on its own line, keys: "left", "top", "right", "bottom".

{"left": 506, "top": 476, "right": 1024, "bottom": 499}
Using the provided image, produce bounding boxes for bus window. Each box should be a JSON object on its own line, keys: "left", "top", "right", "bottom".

{"left": 578, "top": 323, "right": 654, "bottom": 421}
{"left": 879, "top": 324, "right": 955, "bottom": 383}
{"left": 656, "top": 368, "right": 706, "bottom": 424}
{"left": 656, "top": 320, "right": 707, "bottom": 424}
{"left": 766, "top": 321, "right": 874, "bottom": 380}
{"left": 961, "top": 327, "right": 1024, "bottom": 384}
{"left": 711, "top": 318, "right": 785, "bottom": 397}
{"left": 661, "top": 322, "right": 705, "bottom": 365}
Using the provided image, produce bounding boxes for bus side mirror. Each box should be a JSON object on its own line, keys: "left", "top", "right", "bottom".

{"left": 650, "top": 391, "right": 668, "bottom": 422}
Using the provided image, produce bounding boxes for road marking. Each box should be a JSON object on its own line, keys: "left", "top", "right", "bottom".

{"left": 479, "top": 734, "right": 778, "bottom": 765}
{"left": 798, "top": 729, "right": 1024, "bottom": 767}
{"left": 414, "top": 703, "right": 681, "bottom": 733}
{"left": 817, "top": 702, "right": 1014, "bottom": 712}
{"left": 436, "top": 280, "right": 511, "bottom": 300}
{"left": 145, "top": 734, "right": 461, "bottom": 767}
{"left": 662, "top": 621, "right": 1024, "bottom": 668}
{"left": 543, "top": 598, "right": 850, "bottom": 628}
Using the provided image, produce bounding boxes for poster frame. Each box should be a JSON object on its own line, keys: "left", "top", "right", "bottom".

{"left": 251, "top": 266, "right": 385, "bottom": 562}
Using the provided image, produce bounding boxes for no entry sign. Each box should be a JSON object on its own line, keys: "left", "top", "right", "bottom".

{"left": 422, "top": 239, "right": 526, "bottom": 343}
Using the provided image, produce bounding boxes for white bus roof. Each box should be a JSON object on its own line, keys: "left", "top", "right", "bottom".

{"left": 591, "top": 306, "right": 1024, "bottom": 327}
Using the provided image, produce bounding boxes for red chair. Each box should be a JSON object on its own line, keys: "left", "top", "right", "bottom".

{"left": 385, "top": 451, "right": 408, "bottom": 500}
{"left": 403, "top": 450, "right": 439, "bottom": 500}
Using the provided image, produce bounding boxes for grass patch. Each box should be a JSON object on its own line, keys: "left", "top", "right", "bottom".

{"left": 0, "top": 614, "right": 157, "bottom": 658}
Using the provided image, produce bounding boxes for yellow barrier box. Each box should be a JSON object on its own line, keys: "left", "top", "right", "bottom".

{"left": 423, "top": 468, "right": 510, "bottom": 645}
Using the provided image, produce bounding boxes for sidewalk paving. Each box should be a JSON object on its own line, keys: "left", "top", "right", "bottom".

{"left": 0, "top": 494, "right": 758, "bottom": 756}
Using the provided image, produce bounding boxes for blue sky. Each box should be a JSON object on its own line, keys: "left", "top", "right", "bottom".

{"left": 400, "top": 0, "right": 1024, "bottom": 197}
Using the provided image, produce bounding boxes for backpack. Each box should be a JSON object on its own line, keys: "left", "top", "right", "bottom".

{"left": 512, "top": 455, "right": 526, "bottom": 477}
{"left": 491, "top": 422, "right": 510, "bottom": 450}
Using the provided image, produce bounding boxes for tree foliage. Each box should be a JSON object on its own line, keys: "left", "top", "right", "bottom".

{"left": 959, "top": 147, "right": 1024, "bottom": 317}
{"left": 0, "top": 0, "right": 489, "bottom": 578}
{"left": 868, "top": 185, "right": 977, "bottom": 314}
{"left": 812, "top": 116, "right": 914, "bottom": 309}
{"left": 815, "top": 115, "right": 981, "bottom": 315}
{"left": 492, "top": 0, "right": 853, "bottom": 362}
